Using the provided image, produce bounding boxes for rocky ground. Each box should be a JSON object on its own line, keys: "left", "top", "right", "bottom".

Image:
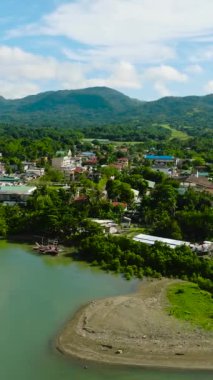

{"left": 56, "top": 279, "right": 213, "bottom": 369}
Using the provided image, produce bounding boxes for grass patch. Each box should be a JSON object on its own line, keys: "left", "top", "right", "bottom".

{"left": 120, "top": 227, "right": 145, "bottom": 238}
{"left": 167, "top": 282, "right": 213, "bottom": 331}
{"left": 160, "top": 124, "right": 189, "bottom": 141}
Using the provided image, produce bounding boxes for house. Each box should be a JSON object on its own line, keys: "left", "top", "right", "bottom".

{"left": 84, "top": 157, "right": 98, "bottom": 165}
{"left": 70, "top": 166, "right": 87, "bottom": 180}
{"left": 26, "top": 168, "right": 45, "bottom": 177}
{"left": 154, "top": 167, "right": 177, "bottom": 177}
{"left": 182, "top": 175, "right": 213, "bottom": 194}
{"left": 92, "top": 219, "right": 118, "bottom": 234}
{"left": 52, "top": 150, "right": 75, "bottom": 171}
{"left": 22, "top": 161, "right": 36, "bottom": 171}
{"left": 0, "top": 185, "right": 37, "bottom": 204}
{"left": 133, "top": 233, "right": 213, "bottom": 254}
{"left": 112, "top": 201, "right": 128, "bottom": 210}
{"left": 0, "top": 176, "right": 21, "bottom": 185}
{"left": 144, "top": 154, "right": 176, "bottom": 164}
{"left": 81, "top": 151, "right": 96, "bottom": 158}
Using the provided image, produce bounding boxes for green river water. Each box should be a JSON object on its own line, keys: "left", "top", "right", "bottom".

{"left": 0, "top": 241, "right": 212, "bottom": 380}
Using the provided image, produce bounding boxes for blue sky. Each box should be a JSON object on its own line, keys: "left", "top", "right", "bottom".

{"left": 0, "top": 0, "right": 213, "bottom": 99}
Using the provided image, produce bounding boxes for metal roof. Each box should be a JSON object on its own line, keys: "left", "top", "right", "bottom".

{"left": 144, "top": 155, "right": 175, "bottom": 160}
{"left": 0, "top": 186, "right": 37, "bottom": 195}
{"left": 133, "top": 233, "right": 191, "bottom": 249}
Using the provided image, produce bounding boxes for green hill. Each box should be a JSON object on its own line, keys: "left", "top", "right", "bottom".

{"left": 0, "top": 87, "right": 212, "bottom": 132}
{"left": 0, "top": 87, "right": 140, "bottom": 127}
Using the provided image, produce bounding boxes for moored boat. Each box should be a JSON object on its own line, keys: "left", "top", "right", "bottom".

{"left": 33, "top": 239, "right": 60, "bottom": 256}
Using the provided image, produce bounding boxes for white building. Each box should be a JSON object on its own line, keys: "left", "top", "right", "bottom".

{"left": 92, "top": 219, "right": 118, "bottom": 234}
{"left": 0, "top": 185, "right": 37, "bottom": 205}
{"left": 133, "top": 233, "right": 191, "bottom": 249}
{"left": 52, "top": 150, "right": 83, "bottom": 172}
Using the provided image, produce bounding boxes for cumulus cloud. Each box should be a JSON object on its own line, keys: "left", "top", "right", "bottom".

{"left": 87, "top": 61, "right": 142, "bottom": 89}
{"left": 145, "top": 65, "right": 188, "bottom": 83}
{"left": 204, "top": 80, "right": 213, "bottom": 93}
{"left": 0, "top": 45, "right": 88, "bottom": 98}
{"left": 144, "top": 65, "right": 188, "bottom": 97}
{"left": 0, "top": 80, "right": 39, "bottom": 99}
{"left": 0, "top": 45, "right": 142, "bottom": 98}
{"left": 3, "top": 0, "right": 213, "bottom": 98}
{"left": 0, "top": 45, "right": 86, "bottom": 82}
{"left": 154, "top": 82, "right": 171, "bottom": 97}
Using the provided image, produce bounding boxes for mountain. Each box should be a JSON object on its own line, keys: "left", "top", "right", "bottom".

{"left": 0, "top": 87, "right": 140, "bottom": 127}
{"left": 0, "top": 87, "right": 212, "bottom": 130}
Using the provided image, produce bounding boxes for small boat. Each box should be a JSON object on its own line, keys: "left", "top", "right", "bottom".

{"left": 33, "top": 239, "right": 59, "bottom": 256}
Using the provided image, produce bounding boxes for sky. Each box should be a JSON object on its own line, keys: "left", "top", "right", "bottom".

{"left": 0, "top": 0, "right": 213, "bottom": 100}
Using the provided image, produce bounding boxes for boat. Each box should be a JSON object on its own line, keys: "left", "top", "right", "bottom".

{"left": 33, "top": 239, "right": 59, "bottom": 256}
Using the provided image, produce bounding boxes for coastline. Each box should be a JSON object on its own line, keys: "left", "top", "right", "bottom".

{"left": 56, "top": 279, "right": 213, "bottom": 370}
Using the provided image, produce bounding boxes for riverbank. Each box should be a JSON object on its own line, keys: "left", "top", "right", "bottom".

{"left": 57, "top": 279, "right": 213, "bottom": 369}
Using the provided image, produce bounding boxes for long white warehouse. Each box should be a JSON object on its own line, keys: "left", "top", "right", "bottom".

{"left": 133, "top": 233, "right": 191, "bottom": 249}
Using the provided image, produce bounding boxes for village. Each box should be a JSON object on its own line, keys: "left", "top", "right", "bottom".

{"left": 0, "top": 140, "right": 212, "bottom": 255}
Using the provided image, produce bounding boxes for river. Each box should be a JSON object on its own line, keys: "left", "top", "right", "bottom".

{"left": 0, "top": 241, "right": 212, "bottom": 380}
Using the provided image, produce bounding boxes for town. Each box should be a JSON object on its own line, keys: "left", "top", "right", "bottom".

{"left": 0, "top": 133, "right": 212, "bottom": 259}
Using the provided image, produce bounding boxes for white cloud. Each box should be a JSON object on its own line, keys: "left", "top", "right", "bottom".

{"left": 0, "top": 45, "right": 88, "bottom": 98}
{"left": 145, "top": 65, "right": 188, "bottom": 83}
{"left": 0, "top": 80, "right": 39, "bottom": 99}
{"left": 0, "top": 44, "right": 143, "bottom": 98}
{"left": 190, "top": 46, "right": 213, "bottom": 62}
{"left": 107, "top": 62, "right": 141, "bottom": 89}
{"left": 144, "top": 65, "right": 188, "bottom": 97}
{"left": 154, "top": 82, "right": 171, "bottom": 97}
{"left": 8, "top": 0, "right": 213, "bottom": 67}
{"left": 12, "top": 0, "right": 213, "bottom": 44}
{"left": 204, "top": 80, "right": 213, "bottom": 93}
{"left": 63, "top": 44, "right": 175, "bottom": 68}
{"left": 87, "top": 61, "right": 142, "bottom": 89}
{"left": 0, "top": 45, "right": 189, "bottom": 98}
{"left": 0, "top": 45, "right": 86, "bottom": 82}
{"left": 185, "top": 64, "right": 203, "bottom": 74}
{"left": 3, "top": 1, "right": 213, "bottom": 98}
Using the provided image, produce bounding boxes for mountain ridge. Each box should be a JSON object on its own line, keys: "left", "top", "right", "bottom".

{"left": 0, "top": 86, "right": 212, "bottom": 129}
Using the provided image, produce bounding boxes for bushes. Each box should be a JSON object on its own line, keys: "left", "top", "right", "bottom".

{"left": 79, "top": 234, "right": 213, "bottom": 293}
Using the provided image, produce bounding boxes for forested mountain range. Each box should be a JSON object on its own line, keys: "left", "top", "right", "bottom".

{"left": 0, "top": 86, "right": 213, "bottom": 131}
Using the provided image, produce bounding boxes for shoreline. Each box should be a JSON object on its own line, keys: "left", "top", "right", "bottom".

{"left": 56, "top": 279, "right": 213, "bottom": 370}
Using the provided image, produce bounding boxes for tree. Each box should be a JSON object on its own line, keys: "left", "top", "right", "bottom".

{"left": 0, "top": 207, "right": 7, "bottom": 236}
{"left": 151, "top": 184, "right": 177, "bottom": 215}
{"left": 106, "top": 179, "right": 134, "bottom": 204}
{"left": 152, "top": 212, "right": 182, "bottom": 240}
{"left": 41, "top": 168, "right": 65, "bottom": 183}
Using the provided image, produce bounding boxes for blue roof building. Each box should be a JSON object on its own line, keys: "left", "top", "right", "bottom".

{"left": 144, "top": 155, "right": 175, "bottom": 162}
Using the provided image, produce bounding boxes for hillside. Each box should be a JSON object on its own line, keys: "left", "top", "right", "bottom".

{"left": 0, "top": 87, "right": 140, "bottom": 127}
{"left": 0, "top": 87, "right": 212, "bottom": 131}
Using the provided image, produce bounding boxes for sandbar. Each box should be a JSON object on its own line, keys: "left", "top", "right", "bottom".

{"left": 56, "top": 279, "right": 213, "bottom": 369}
